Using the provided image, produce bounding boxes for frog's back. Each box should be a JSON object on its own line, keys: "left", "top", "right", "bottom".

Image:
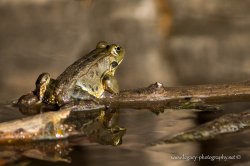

{"left": 54, "top": 48, "right": 110, "bottom": 104}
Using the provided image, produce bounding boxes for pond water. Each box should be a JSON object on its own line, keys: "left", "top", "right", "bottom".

{"left": 0, "top": 103, "right": 250, "bottom": 166}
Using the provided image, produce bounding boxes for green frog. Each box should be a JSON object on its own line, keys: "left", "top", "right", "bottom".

{"left": 17, "top": 41, "right": 125, "bottom": 114}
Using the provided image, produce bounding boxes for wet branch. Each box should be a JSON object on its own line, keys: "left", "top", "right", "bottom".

{"left": 100, "top": 81, "right": 250, "bottom": 110}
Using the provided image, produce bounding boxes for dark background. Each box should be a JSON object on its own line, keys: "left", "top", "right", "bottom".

{"left": 1, "top": 0, "right": 250, "bottom": 102}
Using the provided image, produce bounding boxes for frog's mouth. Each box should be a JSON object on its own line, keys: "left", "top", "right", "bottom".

{"left": 116, "top": 48, "right": 125, "bottom": 65}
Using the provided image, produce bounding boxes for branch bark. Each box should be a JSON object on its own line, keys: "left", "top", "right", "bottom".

{"left": 101, "top": 81, "right": 250, "bottom": 110}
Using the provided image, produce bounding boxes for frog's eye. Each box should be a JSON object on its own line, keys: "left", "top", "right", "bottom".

{"left": 114, "top": 47, "right": 121, "bottom": 55}
{"left": 110, "top": 46, "right": 121, "bottom": 56}
{"left": 116, "top": 47, "right": 121, "bottom": 52}
{"left": 111, "top": 61, "right": 118, "bottom": 68}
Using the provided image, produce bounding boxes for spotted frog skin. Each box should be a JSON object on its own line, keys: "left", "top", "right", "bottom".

{"left": 17, "top": 41, "right": 125, "bottom": 113}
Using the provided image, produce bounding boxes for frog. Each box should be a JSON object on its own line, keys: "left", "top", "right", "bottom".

{"left": 50, "top": 41, "right": 125, "bottom": 106}
{"left": 17, "top": 41, "right": 125, "bottom": 114}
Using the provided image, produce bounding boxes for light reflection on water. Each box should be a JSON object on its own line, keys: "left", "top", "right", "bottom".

{"left": 0, "top": 104, "right": 250, "bottom": 166}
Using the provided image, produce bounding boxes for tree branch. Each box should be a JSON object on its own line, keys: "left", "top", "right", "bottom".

{"left": 101, "top": 81, "right": 250, "bottom": 110}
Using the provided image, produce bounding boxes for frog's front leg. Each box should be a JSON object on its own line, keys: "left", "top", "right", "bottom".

{"left": 102, "top": 75, "right": 119, "bottom": 94}
{"left": 35, "top": 73, "right": 51, "bottom": 101}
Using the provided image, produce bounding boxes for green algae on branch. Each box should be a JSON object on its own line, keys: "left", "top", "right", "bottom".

{"left": 160, "top": 111, "right": 250, "bottom": 143}
{"left": 101, "top": 81, "right": 250, "bottom": 110}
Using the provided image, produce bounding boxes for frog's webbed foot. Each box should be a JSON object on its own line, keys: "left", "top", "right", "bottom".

{"left": 17, "top": 93, "right": 42, "bottom": 115}
{"left": 17, "top": 93, "right": 58, "bottom": 115}
{"left": 103, "top": 75, "right": 119, "bottom": 94}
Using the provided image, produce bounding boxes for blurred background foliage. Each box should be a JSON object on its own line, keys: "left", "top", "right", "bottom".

{"left": 1, "top": 0, "right": 250, "bottom": 102}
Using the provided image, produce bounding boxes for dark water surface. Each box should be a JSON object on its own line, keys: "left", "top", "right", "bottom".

{"left": 0, "top": 103, "right": 250, "bottom": 166}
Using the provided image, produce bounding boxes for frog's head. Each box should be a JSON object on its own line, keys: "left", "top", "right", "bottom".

{"left": 107, "top": 44, "right": 125, "bottom": 66}
{"left": 96, "top": 41, "right": 125, "bottom": 75}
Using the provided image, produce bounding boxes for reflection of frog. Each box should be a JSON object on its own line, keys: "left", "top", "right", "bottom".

{"left": 67, "top": 109, "right": 126, "bottom": 146}
{"left": 17, "top": 41, "right": 125, "bottom": 114}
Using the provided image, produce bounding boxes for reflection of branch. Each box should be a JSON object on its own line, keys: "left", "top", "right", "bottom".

{"left": 0, "top": 109, "right": 72, "bottom": 142}
{"left": 101, "top": 81, "right": 250, "bottom": 109}
{"left": 0, "top": 107, "right": 125, "bottom": 145}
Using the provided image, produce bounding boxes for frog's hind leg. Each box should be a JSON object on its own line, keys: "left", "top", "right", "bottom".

{"left": 17, "top": 93, "right": 42, "bottom": 115}
{"left": 61, "top": 86, "right": 103, "bottom": 113}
